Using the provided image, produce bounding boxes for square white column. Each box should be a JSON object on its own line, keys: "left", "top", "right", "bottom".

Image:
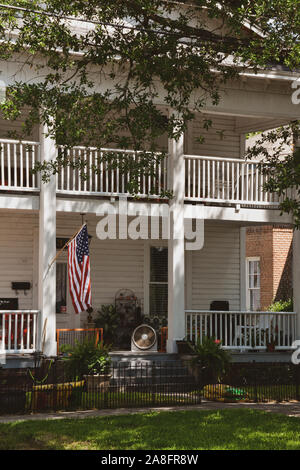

{"left": 167, "top": 132, "right": 185, "bottom": 353}
{"left": 38, "top": 124, "right": 57, "bottom": 356}
{"left": 293, "top": 229, "right": 300, "bottom": 339}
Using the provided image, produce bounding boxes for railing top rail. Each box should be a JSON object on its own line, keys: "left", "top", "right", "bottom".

{"left": 57, "top": 145, "right": 166, "bottom": 156}
{"left": 185, "top": 309, "right": 296, "bottom": 315}
{"left": 184, "top": 154, "right": 262, "bottom": 165}
{"left": 0, "top": 138, "right": 40, "bottom": 146}
{"left": 0, "top": 310, "right": 40, "bottom": 314}
{"left": 56, "top": 327, "right": 102, "bottom": 332}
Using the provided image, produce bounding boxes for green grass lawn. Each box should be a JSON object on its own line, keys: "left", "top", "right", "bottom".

{"left": 1, "top": 409, "right": 300, "bottom": 450}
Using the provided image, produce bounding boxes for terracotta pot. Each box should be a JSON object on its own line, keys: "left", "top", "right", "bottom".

{"left": 267, "top": 343, "right": 276, "bottom": 352}
{"left": 176, "top": 341, "right": 193, "bottom": 354}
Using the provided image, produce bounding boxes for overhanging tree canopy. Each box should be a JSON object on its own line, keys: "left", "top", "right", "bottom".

{"left": 0, "top": 0, "right": 299, "bottom": 210}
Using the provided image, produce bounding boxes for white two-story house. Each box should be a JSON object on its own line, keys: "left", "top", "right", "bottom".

{"left": 0, "top": 10, "right": 299, "bottom": 367}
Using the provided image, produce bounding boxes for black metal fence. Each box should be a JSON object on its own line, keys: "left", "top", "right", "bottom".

{"left": 0, "top": 359, "right": 201, "bottom": 415}
{"left": 1, "top": 359, "right": 300, "bottom": 415}
{"left": 201, "top": 362, "right": 300, "bottom": 403}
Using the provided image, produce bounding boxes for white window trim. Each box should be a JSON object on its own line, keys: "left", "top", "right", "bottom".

{"left": 246, "top": 256, "right": 261, "bottom": 311}
{"left": 143, "top": 240, "right": 168, "bottom": 316}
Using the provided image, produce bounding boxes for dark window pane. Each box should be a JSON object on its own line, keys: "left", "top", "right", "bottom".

{"left": 150, "top": 246, "right": 168, "bottom": 282}
{"left": 149, "top": 284, "right": 168, "bottom": 317}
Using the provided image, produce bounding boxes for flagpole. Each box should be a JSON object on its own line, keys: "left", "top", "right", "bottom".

{"left": 43, "top": 223, "right": 86, "bottom": 281}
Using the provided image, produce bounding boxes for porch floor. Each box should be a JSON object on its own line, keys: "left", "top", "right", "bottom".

{"left": 0, "top": 350, "right": 294, "bottom": 369}
{"left": 180, "top": 351, "right": 294, "bottom": 363}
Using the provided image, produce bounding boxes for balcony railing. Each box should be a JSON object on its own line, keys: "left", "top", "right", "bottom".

{"left": 0, "top": 139, "right": 40, "bottom": 191}
{"left": 56, "top": 146, "right": 168, "bottom": 198}
{"left": 0, "top": 139, "right": 293, "bottom": 209}
{"left": 185, "top": 310, "right": 296, "bottom": 351}
{"left": 0, "top": 310, "right": 40, "bottom": 354}
{"left": 184, "top": 155, "right": 293, "bottom": 207}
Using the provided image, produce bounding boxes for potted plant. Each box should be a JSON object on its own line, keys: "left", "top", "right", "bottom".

{"left": 61, "top": 338, "right": 111, "bottom": 384}
{"left": 84, "top": 348, "right": 112, "bottom": 392}
{"left": 94, "top": 304, "right": 120, "bottom": 346}
{"left": 266, "top": 340, "right": 276, "bottom": 352}
{"left": 188, "top": 336, "right": 231, "bottom": 385}
{"left": 264, "top": 326, "right": 278, "bottom": 352}
{"left": 176, "top": 338, "right": 193, "bottom": 354}
{"left": 265, "top": 299, "right": 294, "bottom": 352}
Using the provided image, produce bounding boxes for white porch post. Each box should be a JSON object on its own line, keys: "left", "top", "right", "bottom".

{"left": 38, "top": 123, "right": 57, "bottom": 356}
{"left": 167, "top": 130, "right": 185, "bottom": 353}
{"left": 293, "top": 138, "right": 300, "bottom": 339}
{"left": 293, "top": 229, "right": 300, "bottom": 339}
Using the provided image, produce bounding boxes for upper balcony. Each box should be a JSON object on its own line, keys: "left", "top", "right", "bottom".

{"left": 0, "top": 138, "right": 293, "bottom": 215}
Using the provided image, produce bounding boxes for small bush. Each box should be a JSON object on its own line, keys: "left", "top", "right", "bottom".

{"left": 61, "top": 339, "right": 111, "bottom": 379}
{"left": 267, "top": 298, "right": 293, "bottom": 312}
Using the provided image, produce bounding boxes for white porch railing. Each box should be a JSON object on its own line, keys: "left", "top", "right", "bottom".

{"left": 0, "top": 141, "right": 293, "bottom": 208}
{"left": 56, "top": 146, "right": 168, "bottom": 198}
{"left": 0, "top": 139, "right": 40, "bottom": 191}
{"left": 184, "top": 155, "right": 293, "bottom": 206}
{"left": 0, "top": 311, "right": 40, "bottom": 354}
{"left": 185, "top": 310, "right": 297, "bottom": 350}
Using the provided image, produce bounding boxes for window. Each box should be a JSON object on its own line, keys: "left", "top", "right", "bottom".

{"left": 56, "top": 263, "right": 67, "bottom": 314}
{"left": 246, "top": 257, "right": 261, "bottom": 311}
{"left": 149, "top": 246, "right": 168, "bottom": 317}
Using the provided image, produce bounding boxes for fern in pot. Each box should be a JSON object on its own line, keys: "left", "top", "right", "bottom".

{"left": 85, "top": 346, "right": 112, "bottom": 392}
{"left": 61, "top": 339, "right": 112, "bottom": 391}
{"left": 188, "top": 336, "right": 231, "bottom": 386}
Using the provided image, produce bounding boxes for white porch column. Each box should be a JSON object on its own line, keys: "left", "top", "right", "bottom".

{"left": 38, "top": 124, "right": 57, "bottom": 356}
{"left": 293, "top": 229, "right": 300, "bottom": 339}
{"left": 293, "top": 137, "right": 300, "bottom": 339}
{"left": 167, "top": 131, "right": 185, "bottom": 353}
{"left": 240, "top": 227, "right": 247, "bottom": 310}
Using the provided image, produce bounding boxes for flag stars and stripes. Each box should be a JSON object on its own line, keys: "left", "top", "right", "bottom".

{"left": 68, "top": 224, "right": 92, "bottom": 314}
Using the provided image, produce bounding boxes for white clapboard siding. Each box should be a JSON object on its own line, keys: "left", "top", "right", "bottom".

{"left": 191, "top": 223, "right": 240, "bottom": 310}
{"left": 188, "top": 114, "right": 242, "bottom": 159}
{"left": 0, "top": 111, "right": 39, "bottom": 141}
{"left": 0, "top": 213, "right": 37, "bottom": 310}
{"left": 56, "top": 215, "right": 145, "bottom": 326}
{"left": 0, "top": 212, "right": 242, "bottom": 329}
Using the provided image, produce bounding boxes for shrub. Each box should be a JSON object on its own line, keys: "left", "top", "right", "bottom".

{"left": 61, "top": 339, "right": 111, "bottom": 379}
{"left": 267, "top": 298, "right": 293, "bottom": 312}
{"left": 189, "top": 336, "right": 231, "bottom": 382}
{"left": 94, "top": 304, "right": 120, "bottom": 345}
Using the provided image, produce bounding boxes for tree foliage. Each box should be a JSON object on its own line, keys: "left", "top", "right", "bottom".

{"left": 246, "top": 123, "right": 300, "bottom": 227}
{"left": 0, "top": 0, "right": 299, "bottom": 201}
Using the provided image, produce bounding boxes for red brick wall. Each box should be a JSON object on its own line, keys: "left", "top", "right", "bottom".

{"left": 246, "top": 225, "right": 293, "bottom": 310}
{"left": 273, "top": 227, "right": 293, "bottom": 302}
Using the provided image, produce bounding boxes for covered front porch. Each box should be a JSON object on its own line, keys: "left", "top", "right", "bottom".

{"left": 0, "top": 210, "right": 297, "bottom": 364}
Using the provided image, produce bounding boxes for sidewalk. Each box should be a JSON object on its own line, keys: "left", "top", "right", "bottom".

{"left": 1, "top": 401, "right": 300, "bottom": 423}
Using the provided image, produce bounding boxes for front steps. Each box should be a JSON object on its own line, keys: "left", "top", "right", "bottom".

{"left": 0, "top": 354, "right": 37, "bottom": 369}
{"left": 109, "top": 351, "right": 179, "bottom": 363}
{"left": 108, "top": 353, "right": 196, "bottom": 390}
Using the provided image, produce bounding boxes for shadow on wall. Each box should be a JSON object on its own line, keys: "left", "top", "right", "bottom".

{"left": 275, "top": 242, "right": 293, "bottom": 303}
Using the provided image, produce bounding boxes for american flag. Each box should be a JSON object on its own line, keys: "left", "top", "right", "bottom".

{"left": 68, "top": 224, "right": 92, "bottom": 314}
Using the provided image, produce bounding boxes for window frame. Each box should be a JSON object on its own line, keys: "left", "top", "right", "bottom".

{"left": 144, "top": 241, "right": 168, "bottom": 316}
{"left": 246, "top": 256, "right": 261, "bottom": 312}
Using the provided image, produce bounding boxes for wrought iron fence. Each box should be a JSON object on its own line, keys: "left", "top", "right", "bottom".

{"left": 0, "top": 358, "right": 201, "bottom": 414}
{"left": 1, "top": 360, "right": 300, "bottom": 415}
